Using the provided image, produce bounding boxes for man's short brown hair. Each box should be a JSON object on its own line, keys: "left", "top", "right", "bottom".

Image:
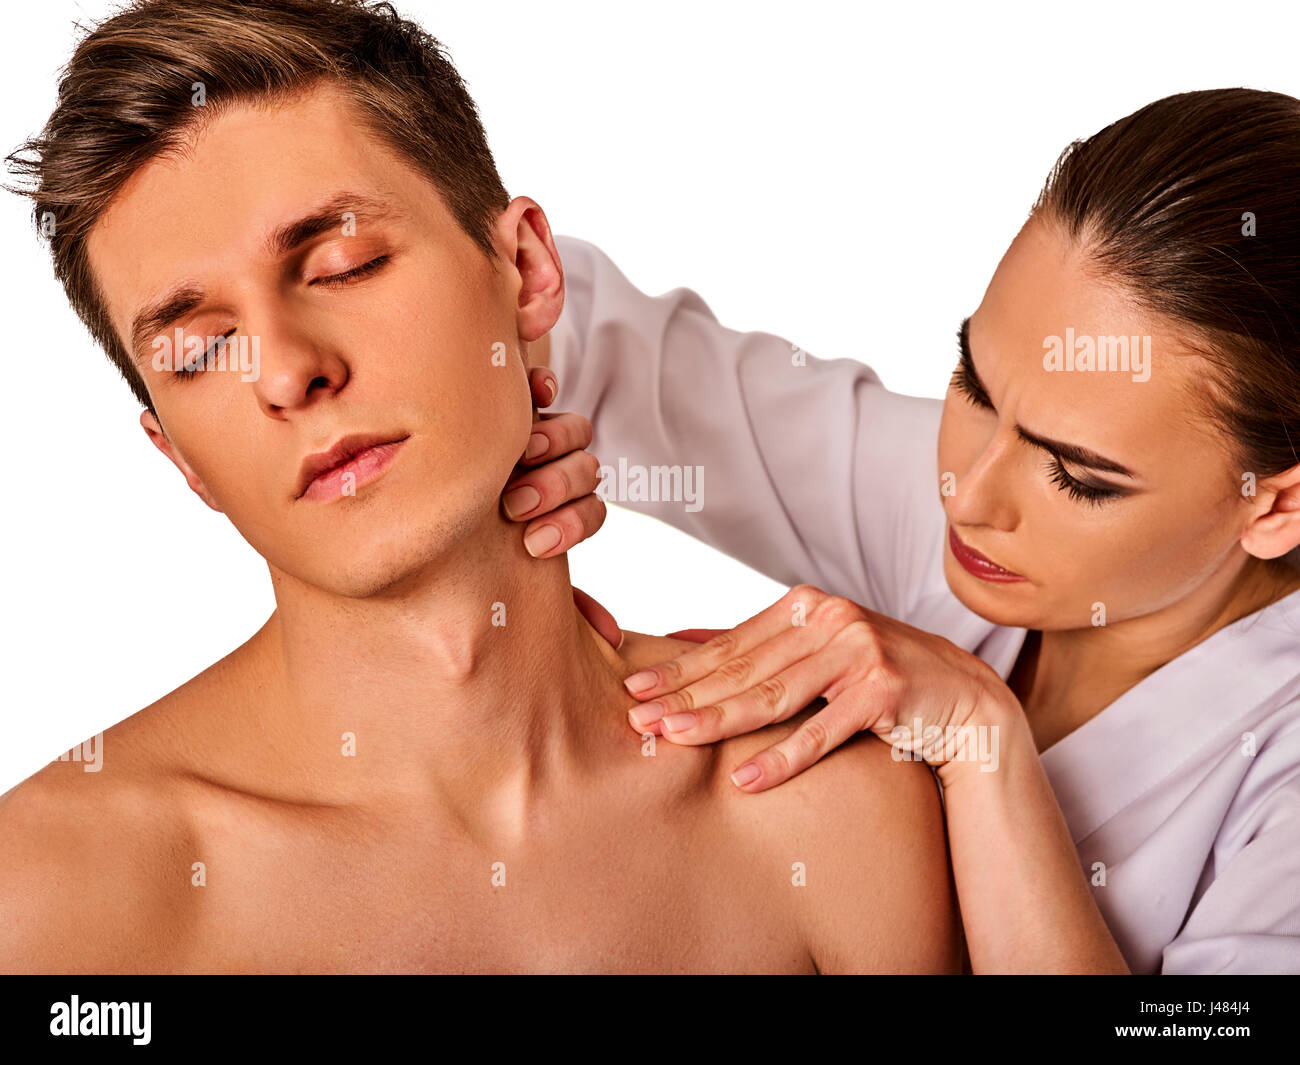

{"left": 6, "top": 0, "right": 511, "bottom": 414}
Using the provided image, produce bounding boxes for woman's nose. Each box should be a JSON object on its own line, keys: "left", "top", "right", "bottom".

{"left": 945, "top": 428, "right": 1020, "bottom": 531}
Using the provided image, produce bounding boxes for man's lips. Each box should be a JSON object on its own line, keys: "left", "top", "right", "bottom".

{"left": 295, "top": 432, "right": 410, "bottom": 501}
{"left": 947, "top": 525, "right": 1025, "bottom": 582}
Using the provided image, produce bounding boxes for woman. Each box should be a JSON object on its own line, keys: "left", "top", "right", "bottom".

{"left": 504, "top": 88, "right": 1300, "bottom": 974}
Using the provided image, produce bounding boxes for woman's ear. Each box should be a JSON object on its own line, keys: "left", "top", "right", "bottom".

{"left": 493, "top": 196, "right": 564, "bottom": 343}
{"left": 139, "top": 409, "right": 225, "bottom": 513}
{"left": 1241, "top": 461, "right": 1300, "bottom": 560}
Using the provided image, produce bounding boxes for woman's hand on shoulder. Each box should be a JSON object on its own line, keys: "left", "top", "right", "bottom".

{"left": 619, "top": 584, "right": 1018, "bottom": 792}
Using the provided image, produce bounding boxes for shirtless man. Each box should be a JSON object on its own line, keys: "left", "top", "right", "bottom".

{"left": 1, "top": 0, "right": 957, "bottom": 974}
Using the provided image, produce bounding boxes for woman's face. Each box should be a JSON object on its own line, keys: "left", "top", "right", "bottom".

{"left": 937, "top": 215, "right": 1269, "bottom": 631}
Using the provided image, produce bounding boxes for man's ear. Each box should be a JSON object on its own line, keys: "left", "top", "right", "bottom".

{"left": 1241, "top": 461, "right": 1300, "bottom": 561}
{"left": 139, "top": 409, "right": 224, "bottom": 513}
{"left": 492, "top": 196, "right": 564, "bottom": 345}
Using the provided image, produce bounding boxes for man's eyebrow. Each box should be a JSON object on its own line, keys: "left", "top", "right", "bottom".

{"left": 128, "top": 192, "right": 404, "bottom": 364}
{"left": 265, "top": 192, "right": 404, "bottom": 258}
{"left": 130, "top": 284, "right": 205, "bottom": 367}
{"left": 957, "top": 316, "right": 1138, "bottom": 479}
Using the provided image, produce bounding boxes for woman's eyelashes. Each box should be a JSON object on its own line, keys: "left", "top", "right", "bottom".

{"left": 311, "top": 254, "right": 389, "bottom": 287}
{"left": 950, "top": 363, "right": 991, "bottom": 409}
{"left": 950, "top": 362, "right": 1125, "bottom": 506}
{"left": 1043, "top": 455, "right": 1124, "bottom": 506}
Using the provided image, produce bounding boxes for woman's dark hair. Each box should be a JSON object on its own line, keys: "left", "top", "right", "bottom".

{"left": 1032, "top": 88, "right": 1300, "bottom": 564}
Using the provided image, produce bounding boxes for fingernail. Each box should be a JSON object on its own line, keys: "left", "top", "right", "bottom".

{"left": 524, "top": 433, "right": 548, "bottom": 459}
{"left": 542, "top": 373, "right": 557, "bottom": 403}
{"left": 523, "top": 523, "right": 561, "bottom": 557}
{"left": 623, "top": 669, "right": 658, "bottom": 695}
{"left": 662, "top": 711, "right": 697, "bottom": 733}
{"left": 730, "top": 763, "right": 760, "bottom": 787}
{"left": 628, "top": 701, "right": 664, "bottom": 730}
{"left": 504, "top": 485, "right": 541, "bottom": 519}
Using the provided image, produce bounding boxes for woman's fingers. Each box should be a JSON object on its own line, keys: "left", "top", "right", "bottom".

{"left": 629, "top": 616, "right": 831, "bottom": 726}
{"left": 503, "top": 449, "right": 601, "bottom": 522}
{"left": 520, "top": 494, "right": 607, "bottom": 558}
{"left": 528, "top": 366, "right": 558, "bottom": 408}
{"left": 725, "top": 702, "right": 870, "bottom": 792}
{"left": 664, "top": 628, "right": 725, "bottom": 643}
{"left": 573, "top": 586, "right": 622, "bottom": 649}
{"left": 628, "top": 647, "right": 834, "bottom": 741}
{"left": 516, "top": 411, "right": 594, "bottom": 468}
{"left": 501, "top": 382, "right": 606, "bottom": 557}
{"left": 623, "top": 585, "right": 833, "bottom": 699}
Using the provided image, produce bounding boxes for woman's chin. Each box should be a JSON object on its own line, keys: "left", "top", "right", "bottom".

{"left": 943, "top": 555, "right": 1039, "bottom": 629}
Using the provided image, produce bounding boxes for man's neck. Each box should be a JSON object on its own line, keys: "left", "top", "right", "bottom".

{"left": 244, "top": 516, "right": 632, "bottom": 838}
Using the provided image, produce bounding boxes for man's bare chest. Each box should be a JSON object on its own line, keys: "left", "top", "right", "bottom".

{"left": 164, "top": 805, "right": 812, "bottom": 974}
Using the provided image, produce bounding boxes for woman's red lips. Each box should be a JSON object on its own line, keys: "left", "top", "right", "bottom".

{"left": 296, "top": 432, "right": 409, "bottom": 501}
{"left": 947, "top": 525, "right": 1025, "bottom": 582}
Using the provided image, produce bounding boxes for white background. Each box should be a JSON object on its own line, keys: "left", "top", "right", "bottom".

{"left": 2, "top": 0, "right": 1297, "bottom": 789}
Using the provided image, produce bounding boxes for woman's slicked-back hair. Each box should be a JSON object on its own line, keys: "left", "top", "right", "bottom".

{"left": 1032, "top": 89, "right": 1300, "bottom": 508}
{"left": 6, "top": 0, "right": 511, "bottom": 413}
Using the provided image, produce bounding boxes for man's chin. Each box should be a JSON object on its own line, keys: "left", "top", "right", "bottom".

{"left": 261, "top": 494, "right": 508, "bottom": 600}
{"left": 264, "top": 532, "right": 461, "bottom": 601}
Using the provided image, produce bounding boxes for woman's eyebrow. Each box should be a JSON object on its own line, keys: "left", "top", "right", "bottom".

{"left": 958, "top": 316, "right": 1138, "bottom": 479}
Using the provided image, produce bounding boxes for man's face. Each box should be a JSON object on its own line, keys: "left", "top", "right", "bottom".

{"left": 88, "top": 82, "right": 535, "bottom": 596}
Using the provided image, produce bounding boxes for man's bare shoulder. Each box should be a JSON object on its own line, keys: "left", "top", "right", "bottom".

{"left": 0, "top": 742, "right": 199, "bottom": 973}
{"left": 0, "top": 644, "right": 259, "bottom": 973}
{"left": 616, "top": 628, "right": 960, "bottom": 972}
{"left": 712, "top": 715, "right": 960, "bottom": 972}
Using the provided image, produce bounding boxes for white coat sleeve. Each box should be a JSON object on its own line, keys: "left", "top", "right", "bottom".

{"left": 548, "top": 234, "right": 945, "bottom": 623}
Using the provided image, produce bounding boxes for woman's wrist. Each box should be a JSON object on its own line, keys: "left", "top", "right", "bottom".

{"left": 935, "top": 689, "right": 1034, "bottom": 790}
{"left": 934, "top": 690, "right": 1130, "bottom": 972}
